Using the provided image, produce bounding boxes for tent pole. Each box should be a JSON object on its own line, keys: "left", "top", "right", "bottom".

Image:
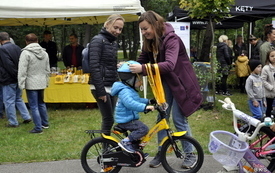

{"left": 249, "top": 22, "right": 253, "bottom": 59}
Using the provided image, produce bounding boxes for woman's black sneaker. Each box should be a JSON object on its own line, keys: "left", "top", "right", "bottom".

{"left": 149, "top": 151, "right": 162, "bottom": 168}
{"left": 29, "top": 129, "right": 43, "bottom": 134}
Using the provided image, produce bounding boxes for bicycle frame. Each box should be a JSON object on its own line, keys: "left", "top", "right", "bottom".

{"left": 219, "top": 98, "right": 273, "bottom": 173}
{"left": 102, "top": 105, "right": 187, "bottom": 150}
{"left": 139, "top": 118, "right": 187, "bottom": 148}
{"left": 250, "top": 134, "right": 275, "bottom": 158}
{"left": 240, "top": 149, "right": 270, "bottom": 173}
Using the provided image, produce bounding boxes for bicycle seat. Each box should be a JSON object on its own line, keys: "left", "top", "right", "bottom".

{"left": 113, "top": 124, "right": 127, "bottom": 133}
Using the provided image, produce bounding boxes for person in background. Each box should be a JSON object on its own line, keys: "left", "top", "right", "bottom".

{"left": 0, "top": 86, "right": 4, "bottom": 119}
{"left": 62, "top": 33, "right": 84, "bottom": 69}
{"left": 0, "top": 43, "right": 3, "bottom": 119}
{"left": 0, "top": 36, "right": 15, "bottom": 119}
{"left": 39, "top": 30, "right": 58, "bottom": 68}
{"left": 259, "top": 24, "right": 275, "bottom": 65}
{"left": 245, "top": 59, "right": 266, "bottom": 120}
{"left": 111, "top": 61, "right": 154, "bottom": 153}
{"left": 227, "top": 39, "right": 234, "bottom": 63}
{"left": 227, "top": 39, "right": 234, "bottom": 49}
{"left": 249, "top": 34, "right": 263, "bottom": 60}
{"left": 233, "top": 34, "right": 247, "bottom": 62}
{"left": 89, "top": 14, "right": 125, "bottom": 135}
{"left": 129, "top": 10, "right": 202, "bottom": 169}
{"left": 216, "top": 35, "right": 233, "bottom": 96}
{"left": 235, "top": 50, "right": 250, "bottom": 93}
{"left": 190, "top": 46, "right": 198, "bottom": 62}
{"left": 0, "top": 32, "right": 32, "bottom": 127}
{"left": 261, "top": 50, "right": 275, "bottom": 118}
{"left": 18, "top": 33, "right": 50, "bottom": 133}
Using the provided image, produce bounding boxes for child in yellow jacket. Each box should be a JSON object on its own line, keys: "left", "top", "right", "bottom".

{"left": 235, "top": 50, "right": 250, "bottom": 93}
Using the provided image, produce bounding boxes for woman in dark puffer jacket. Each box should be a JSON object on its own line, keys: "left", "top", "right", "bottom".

{"left": 88, "top": 14, "right": 125, "bottom": 135}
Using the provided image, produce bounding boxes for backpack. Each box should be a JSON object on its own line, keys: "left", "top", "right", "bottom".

{"left": 82, "top": 43, "right": 90, "bottom": 73}
{"left": 81, "top": 34, "right": 105, "bottom": 73}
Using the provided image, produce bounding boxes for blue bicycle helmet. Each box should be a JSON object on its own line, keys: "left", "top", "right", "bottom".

{"left": 117, "top": 61, "right": 141, "bottom": 89}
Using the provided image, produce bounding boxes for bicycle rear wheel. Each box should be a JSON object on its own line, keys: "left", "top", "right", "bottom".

{"left": 161, "top": 135, "right": 204, "bottom": 173}
{"left": 81, "top": 137, "right": 122, "bottom": 173}
{"left": 239, "top": 124, "right": 275, "bottom": 172}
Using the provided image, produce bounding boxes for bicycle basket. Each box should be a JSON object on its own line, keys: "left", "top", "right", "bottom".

{"left": 208, "top": 130, "right": 249, "bottom": 167}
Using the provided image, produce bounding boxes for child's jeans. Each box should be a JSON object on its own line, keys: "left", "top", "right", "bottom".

{"left": 117, "top": 120, "right": 149, "bottom": 141}
{"left": 248, "top": 100, "right": 264, "bottom": 120}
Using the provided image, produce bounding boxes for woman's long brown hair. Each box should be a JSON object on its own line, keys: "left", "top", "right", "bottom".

{"left": 138, "top": 11, "right": 165, "bottom": 58}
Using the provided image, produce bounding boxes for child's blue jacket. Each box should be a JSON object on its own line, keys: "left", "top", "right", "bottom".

{"left": 111, "top": 81, "right": 149, "bottom": 123}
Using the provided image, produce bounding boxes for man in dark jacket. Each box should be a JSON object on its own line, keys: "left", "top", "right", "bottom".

{"left": 39, "top": 30, "right": 58, "bottom": 68}
{"left": 249, "top": 34, "right": 263, "bottom": 60}
{"left": 0, "top": 32, "right": 31, "bottom": 127}
{"left": 62, "top": 33, "right": 84, "bottom": 69}
{"left": 233, "top": 34, "right": 247, "bottom": 61}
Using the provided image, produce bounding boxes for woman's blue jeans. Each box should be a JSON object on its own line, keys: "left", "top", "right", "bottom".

{"left": 157, "top": 81, "right": 193, "bottom": 152}
{"left": 26, "top": 90, "right": 48, "bottom": 131}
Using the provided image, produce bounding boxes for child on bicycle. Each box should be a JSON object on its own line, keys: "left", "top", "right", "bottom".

{"left": 111, "top": 60, "right": 155, "bottom": 153}
{"left": 245, "top": 59, "right": 266, "bottom": 120}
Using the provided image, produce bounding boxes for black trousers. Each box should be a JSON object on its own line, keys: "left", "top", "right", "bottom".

{"left": 92, "top": 90, "right": 117, "bottom": 135}
{"left": 266, "top": 97, "right": 274, "bottom": 117}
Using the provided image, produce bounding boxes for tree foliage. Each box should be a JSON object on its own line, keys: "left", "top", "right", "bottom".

{"left": 179, "top": 0, "right": 234, "bottom": 62}
{"left": 141, "top": 0, "right": 180, "bottom": 17}
{"left": 179, "top": 0, "right": 234, "bottom": 22}
{"left": 179, "top": 0, "right": 235, "bottom": 104}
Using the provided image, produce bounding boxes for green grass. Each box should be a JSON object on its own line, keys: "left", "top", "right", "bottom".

{"left": 0, "top": 90, "right": 249, "bottom": 164}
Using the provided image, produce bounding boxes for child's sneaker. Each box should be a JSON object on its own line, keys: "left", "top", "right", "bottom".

{"left": 118, "top": 139, "right": 136, "bottom": 153}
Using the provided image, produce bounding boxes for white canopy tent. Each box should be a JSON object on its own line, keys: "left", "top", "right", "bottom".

{"left": 0, "top": 0, "right": 149, "bottom": 97}
{"left": 0, "top": 0, "right": 145, "bottom": 26}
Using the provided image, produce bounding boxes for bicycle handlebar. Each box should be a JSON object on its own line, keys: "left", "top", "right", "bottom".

{"left": 219, "top": 97, "right": 274, "bottom": 141}
{"left": 144, "top": 102, "right": 169, "bottom": 119}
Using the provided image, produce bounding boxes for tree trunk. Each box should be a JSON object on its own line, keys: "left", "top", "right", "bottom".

{"left": 129, "top": 22, "right": 140, "bottom": 60}
{"left": 199, "top": 22, "right": 214, "bottom": 62}
{"left": 83, "top": 25, "right": 92, "bottom": 47}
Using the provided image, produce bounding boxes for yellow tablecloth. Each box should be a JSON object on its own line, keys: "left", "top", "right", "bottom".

{"left": 22, "top": 77, "right": 96, "bottom": 103}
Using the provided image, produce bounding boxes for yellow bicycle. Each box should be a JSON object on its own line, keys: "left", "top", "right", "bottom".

{"left": 80, "top": 103, "right": 204, "bottom": 173}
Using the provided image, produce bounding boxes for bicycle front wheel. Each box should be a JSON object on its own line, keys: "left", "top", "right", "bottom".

{"left": 239, "top": 125, "right": 275, "bottom": 172}
{"left": 81, "top": 137, "right": 122, "bottom": 173}
{"left": 161, "top": 135, "right": 204, "bottom": 173}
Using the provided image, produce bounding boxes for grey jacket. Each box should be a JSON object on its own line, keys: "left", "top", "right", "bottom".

{"left": 245, "top": 73, "right": 266, "bottom": 102}
{"left": 261, "top": 64, "right": 275, "bottom": 98}
{"left": 18, "top": 43, "right": 50, "bottom": 90}
{"left": 259, "top": 41, "right": 274, "bottom": 65}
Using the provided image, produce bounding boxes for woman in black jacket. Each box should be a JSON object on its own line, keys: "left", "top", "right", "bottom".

{"left": 216, "top": 35, "right": 233, "bottom": 96}
{"left": 88, "top": 14, "right": 125, "bottom": 135}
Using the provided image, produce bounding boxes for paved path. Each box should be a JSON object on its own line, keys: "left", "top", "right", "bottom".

{"left": 0, "top": 155, "right": 222, "bottom": 173}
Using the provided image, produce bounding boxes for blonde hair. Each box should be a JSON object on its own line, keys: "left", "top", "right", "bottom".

{"left": 104, "top": 14, "right": 125, "bottom": 28}
{"left": 218, "top": 35, "right": 228, "bottom": 43}
{"left": 138, "top": 10, "right": 165, "bottom": 53}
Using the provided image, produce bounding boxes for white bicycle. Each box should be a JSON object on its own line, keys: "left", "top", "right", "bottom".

{"left": 209, "top": 98, "right": 275, "bottom": 173}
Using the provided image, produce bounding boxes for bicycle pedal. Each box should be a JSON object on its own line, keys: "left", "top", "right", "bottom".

{"left": 243, "top": 165, "right": 254, "bottom": 172}
{"left": 102, "top": 166, "right": 113, "bottom": 172}
{"left": 167, "top": 146, "right": 174, "bottom": 153}
{"left": 112, "top": 130, "right": 122, "bottom": 134}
